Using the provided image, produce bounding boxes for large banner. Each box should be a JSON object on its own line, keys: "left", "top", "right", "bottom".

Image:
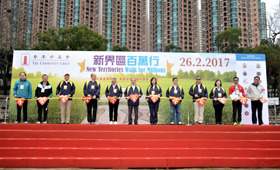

{"left": 9, "top": 51, "right": 268, "bottom": 124}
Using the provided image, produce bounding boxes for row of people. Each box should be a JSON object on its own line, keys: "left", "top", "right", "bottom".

{"left": 13, "top": 72, "right": 266, "bottom": 125}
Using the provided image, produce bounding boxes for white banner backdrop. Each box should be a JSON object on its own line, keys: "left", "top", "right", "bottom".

{"left": 11, "top": 51, "right": 268, "bottom": 124}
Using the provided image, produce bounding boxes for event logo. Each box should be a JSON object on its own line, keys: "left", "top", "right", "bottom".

{"left": 243, "top": 63, "right": 247, "bottom": 68}
{"left": 243, "top": 79, "right": 248, "bottom": 84}
{"left": 243, "top": 71, "right": 247, "bottom": 76}
{"left": 256, "top": 72, "right": 261, "bottom": 76}
{"left": 256, "top": 63, "right": 261, "bottom": 69}
{"left": 245, "top": 111, "right": 249, "bottom": 116}
{"left": 244, "top": 103, "right": 249, "bottom": 108}
{"left": 78, "top": 59, "right": 86, "bottom": 73}
{"left": 21, "top": 54, "right": 30, "bottom": 66}
{"left": 167, "top": 60, "right": 174, "bottom": 74}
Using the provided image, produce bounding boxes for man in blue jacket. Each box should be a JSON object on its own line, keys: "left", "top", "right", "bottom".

{"left": 56, "top": 73, "right": 75, "bottom": 124}
{"left": 124, "top": 78, "right": 143, "bottom": 125}
{"left": 189, "top": 76, "right": 208, "bottom": 125}
{"left": 166, "top": 78, "right": 184, "bottom": 125}
{"left": 83, "top": 73, "right": 100, "bottom": 124}
{"left": 105, "top": 77, "right": 122, "bottom": 125}
{"left": 13, "top": 72, "right": 32, "bottom": 123}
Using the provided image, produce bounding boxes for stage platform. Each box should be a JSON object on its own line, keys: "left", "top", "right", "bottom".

{"left": 0, "top": 124, "right": 280, "bottom": 168}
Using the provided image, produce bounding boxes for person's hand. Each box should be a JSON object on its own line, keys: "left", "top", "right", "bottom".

{"left": 46, "top": 97, "right": 49, "bottom": 100}
{"left": 194, "top": 94, "right": 198, "bottom": 98}
{"left": 118, "top": 97, "right": 121, "bottom": 100}
{"left": 169, "top": 96, "right": 172, "bottom": 99}
{"left": 146, "top": 98, "right": 149, "bottom": 102}
{"left": 93, "top": 95, "right": 96, "bottom": 99}
{"left": 251, "top": 97, "right": 254, "bottom": 100}
{"left": 28, "top": 99, "right": 30, "bottom": 103}
{"left": 234, "top": 98, "right": 237, "bottom": 102}
{"left": 35, "top": 97, "right": 37, "bottom": 99}
{"left": 179, "top": 97, "right": 182, "bottom": 100}
{"left": 258, "top": 97, "right": 261, "bottom": 100}
{"left": 87, "top": 94, "right": 92, "bottom": 98}
{"left": 68, "top": 94, "right": 71, "bottom": 97}
{"left": 158, "top": 94, "right": 160, "bottom": 97}
{"left": 57, "top": 94, "right": 60, "bottom": 97}
{"left": 204, "top": 97, "right": 208, "bottom": 100}
{"left": 214, "top": 98, "right": 217, "bottom": 101}
{"left": 14, "top": 95, "right": 17, "bottom": 98}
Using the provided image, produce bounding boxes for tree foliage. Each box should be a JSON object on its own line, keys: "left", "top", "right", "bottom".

{"left": 32, "top": 25, "right": 108, "bottom": 51}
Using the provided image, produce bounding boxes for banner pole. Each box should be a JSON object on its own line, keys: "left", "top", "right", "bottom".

{"left": 186, "top": 99, "right": 191, "bottom": 125}
{"left": 2, "top": 97, "right": 8, "bottom": 123}
{"left": 274, "top": 101, "right": 278, "bottom": 125}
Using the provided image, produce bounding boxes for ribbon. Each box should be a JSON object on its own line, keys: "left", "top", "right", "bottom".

{"left": 129, "top": 94, "right": 139, "bottom": 103}
{"left": 150, "top": 95, "right": 160, "bottom": 103}
{"left": 15, "top": 98, "right": 25, "bottom": 107}
{"left": 82, "top": 96, "right": 91, "bottom": 104}
{"left": 171, "top": 97, "right": 181, "bottom": 106}
{"left": 59, "top": 95, "right": 69, "bottom": 104}
{"left": 108, "top": 97, "right": 118, "bottom": 104}
{"left": 38, "top": 97, "right": 48, "bottom": 106}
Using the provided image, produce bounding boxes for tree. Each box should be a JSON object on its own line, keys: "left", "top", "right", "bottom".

{"left": 267, "top": 6, "right": 280, "bottom": 44}
{"left": 165, "top": 44, "right": 184, "bottom": 52}
{"left": 112, "top": 45, "right": 130, "bottom": 51}
{"left": 0, "top": 46, "right": 13, "bottom": 95}
{"left": 32, "top": 25, "right": 108, "bottom": 51}
{"left": 215, "top": 27, "right": 242, "bottom": 53}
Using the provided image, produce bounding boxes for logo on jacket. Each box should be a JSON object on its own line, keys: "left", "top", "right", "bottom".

{"left": 245, "top": 111, "right": 249, "bottom": 116}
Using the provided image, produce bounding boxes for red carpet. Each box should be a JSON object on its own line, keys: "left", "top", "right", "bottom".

{"left": 0, "top": 124, "right": 280, "bottom": 168}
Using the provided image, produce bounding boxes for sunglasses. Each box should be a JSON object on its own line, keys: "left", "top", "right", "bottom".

{"left": 196, "top": 79, "right": 201, "bottom": 80}
{"left": 234, "top": 80, "right": 238, "bottom": 81}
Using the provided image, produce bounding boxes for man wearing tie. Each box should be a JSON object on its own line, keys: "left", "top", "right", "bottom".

{"left": 124, "top": 78, "right": 143, "bottom": 125}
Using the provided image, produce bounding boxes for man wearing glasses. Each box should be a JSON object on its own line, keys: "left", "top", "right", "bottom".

{"left": 189, "top": 76, "right": 208, "bottom": 125}
{"left": 229, "top": 77, "right": 246, "bottom": 126}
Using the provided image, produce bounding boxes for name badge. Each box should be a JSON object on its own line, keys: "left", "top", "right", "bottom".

{"left": 20, "top": 85, "right": 24, "bottom": 89}
{"left": 41, "top": 88, "right": 45, "bottom": 93}
{"left": 151, "top": 91, "right": 155, "bottom": 95}
{"left": 174, "top": 90, "right": 178, "bottom": 94}
{"left": 254, "top": 90, "right": 258, "bottom": 94}
{"left": 199, "top": 89, "right": 202, "bottom": 93}
{"left": 63, "top": 85, "right": 67, "bottom": 90}
{"left": 114, "top": 89, "right": 117, "bottom": 93}
{"left": 91, "top": 85, "right": 95, "bottom": 89}
{"left": 218, "top": 93, "right": 222, "bottom": 98}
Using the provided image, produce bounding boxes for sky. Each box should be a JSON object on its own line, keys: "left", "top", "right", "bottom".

{"left": 262, "top": 0, "right": 279, "bottom": 15}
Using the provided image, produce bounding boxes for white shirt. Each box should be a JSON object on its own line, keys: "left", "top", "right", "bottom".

{"left": 153, "top": 85, "right": 155, "bottom": 90}
{"left": 132, "top": 85, "right": 135, "bottom": 91}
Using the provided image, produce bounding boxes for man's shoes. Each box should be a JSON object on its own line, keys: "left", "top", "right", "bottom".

{"left": 87, "top": 122, "right": 91, "bottom": 124}
{"left": 178, "top": 122, "right": 182, "bottom": 125}
{"left": 14, "top": 121, "right": 19, "bottom": 124}
{"left": 60, "top": 122, "right": 65, "bottom": 124}
{"left": 36, "top": 121, "right": 41, "bottom": 124}
{"left": 109, "top": 121, "right": 113, "bottom": 125}
{"left": 113, "top": 121, "right": 118, "bottom": 125}
{"left": 43, "top": 121, "right": 47, "bottom": 124}
{"left": 23, "top": 121, "right": 28, "bottom": 124}
{"left": 239, "top": 122, "right": 243, "bottom": 126}
{"left": 128, "top": 123, "right": 132, "bottom": 125}
{"left": 233, "top": 122, "right": 238, "bottom": 126}
{"left": 170, "top": 122, "right": 174, "bottom": 125}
